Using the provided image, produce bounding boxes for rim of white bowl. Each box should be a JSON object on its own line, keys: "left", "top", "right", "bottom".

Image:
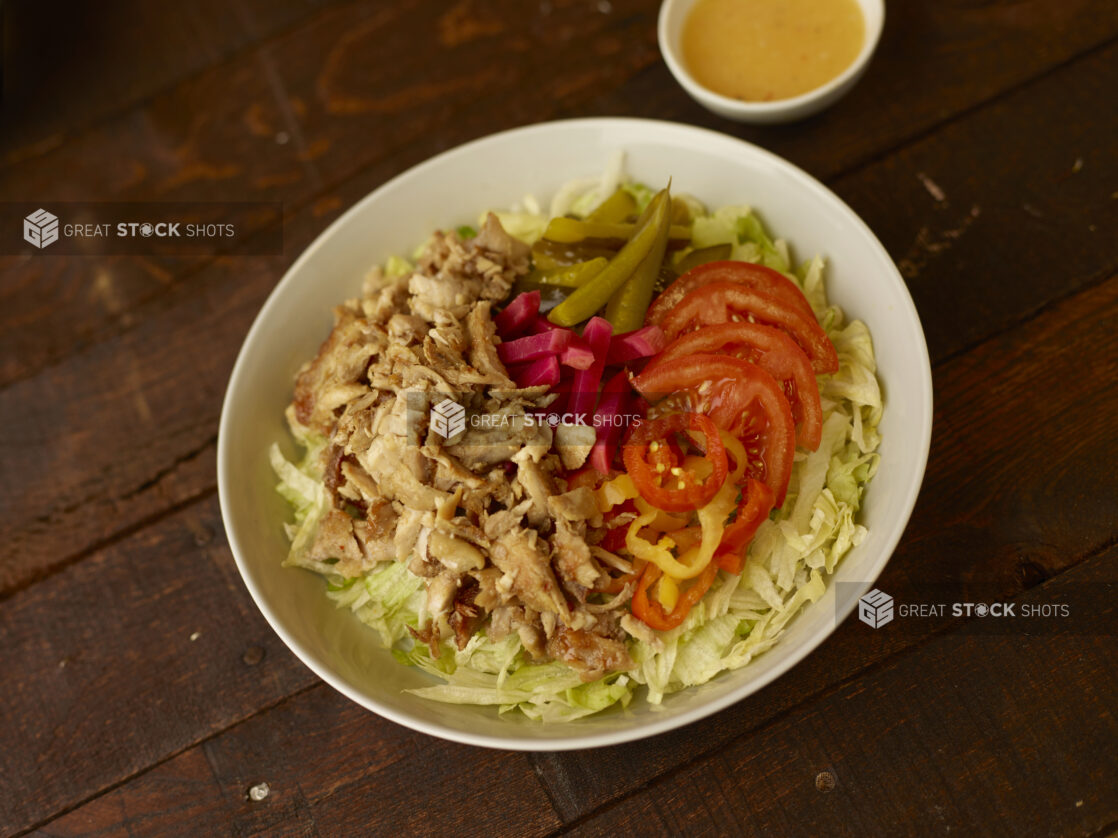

{"left": 218, "top": 117, "right": 932, "bottom": 751}
{"left": 657, "top": 0, "right": 886, "bottom": 117}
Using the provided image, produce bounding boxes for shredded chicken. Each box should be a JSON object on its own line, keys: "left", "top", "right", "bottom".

{"left": 287, "top": 216, "right": 635, "bottom": 678}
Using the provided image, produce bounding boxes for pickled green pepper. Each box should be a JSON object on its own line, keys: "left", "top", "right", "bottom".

{"left": 541, "top": 217, "right": 690, "bottom": 246}
{"left": 604, "top": 196, "right": 673, "bottom": 332}
{"left": 587, "top": 187, "right": 638, "bottom": 223}
{"left": 547, "top": 186, "right": 671, "bottom": 328}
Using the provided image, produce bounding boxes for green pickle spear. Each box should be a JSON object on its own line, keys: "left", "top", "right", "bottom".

{"left": 604, "top": 194, "right": 673, "bottom": 332}
{"left": 515, "top": 257, "right": 608, "bottom": 293}
{"left": 541, "top": 217, "right": 690, "bottom": 246}
{"left": 587, "top": 187, "right": 638, "bottom": 223}
{"left": 548, "top": 186, "right": 671, "bottom": 328}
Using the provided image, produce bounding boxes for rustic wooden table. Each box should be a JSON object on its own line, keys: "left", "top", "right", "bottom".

{"left": 1, "top": 1, "right": 1115, "bottom": 835}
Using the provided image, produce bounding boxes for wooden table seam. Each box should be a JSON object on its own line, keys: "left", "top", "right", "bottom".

{"left": 821, "top": 32, "right": 1118, "bottom": 194}
{"left": 0, "top": 466, "right": 218, "bottom": 608}
{"left": 9, "top": 679, "right": 325, "bottom": 838}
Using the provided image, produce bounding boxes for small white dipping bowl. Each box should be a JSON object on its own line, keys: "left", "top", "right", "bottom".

{"left": 659, "top": 0, "right": 885, "bottom": 124}
{"left": 218, "top": 118, "right": 931, "bottom": 751}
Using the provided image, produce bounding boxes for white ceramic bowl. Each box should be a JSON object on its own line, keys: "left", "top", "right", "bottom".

{"left": 658, "top": 0, "right": 885, "bottom": 123}
{"left": 218, "top": 118, "right": 931, "bottom": 750}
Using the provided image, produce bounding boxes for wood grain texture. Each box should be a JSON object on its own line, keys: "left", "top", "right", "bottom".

{"left": 30, "top": 685, "right": 563, "bottom": 838}
{"left": 0, "top": 0, "right": 350, "bottom": 164}
{"left": 561, "top": 550, "right": 1118, "bottom": 838}
{"left": 3, "top": 0, "right": 1116, "bottom": 392}
{"left": 528, "top": 273, "right": 1118, "bottom": 822}
{"left": 829, "top": 43, "right": 1118, "bottom": 363}
{"left": 0, "top": 496, "right": 320, "bottom": 836}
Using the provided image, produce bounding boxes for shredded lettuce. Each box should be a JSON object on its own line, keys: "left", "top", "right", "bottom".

{"left": 271, "top": 177, "right": 882, "bottom": 720}
{"left": 487, "top": 210, "right": 547, "bottom": 245}
{"left": 323, "top": 561, "right": 427, "bottom": 646}
{"left": 398, "top": 633, "right": 633, "bottom": 722}
{"left": 269, "top": 417, "right": 330, "bottom": 569}
{"left": 690, "top": 205, "right": 791, "bottom": 273}
{"left": 620, "top": 181, "right": 656, "bottom": 213}
{"left": 384, "top": 255, "right": 413, "bottom": 279}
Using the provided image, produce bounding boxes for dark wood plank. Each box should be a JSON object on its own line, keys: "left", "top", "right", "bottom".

{"left": 0, "top": 0, "right": 348, "bottom": 164}
{"left": 561, "top": 550, "right": 1118, "bottom": 837}
{"left": 30, "top": 685, "right": 563, "bottom": 838}
{"left": 3, "top": 0, "right": 1116, "bottom": 392}
{"left": 0, "top": 495, "right": 319, "bottom": 836}
{"left": 2, "top": 34, "right": 1115, "bottom": 601}
{"left": 0, "top": 174, "right": 372, "bottom": 597}
{"left": 529, "top": 272, "right": 1118, "bottom": 822}
{"left": 829, "top": 50, "right": 1118, "bottom": 362}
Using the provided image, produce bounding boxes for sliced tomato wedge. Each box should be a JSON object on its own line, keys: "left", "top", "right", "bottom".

{"left": 621, "top": 413, "right": 729, "bottom": 513}
{"left": 659, "top": 281, "right": 839, "bottom": 374}
{"left": 647, "top": 260, "right": 816, "bottom": 325}
{"left": 631, "top": 354, "right": 796, "bottom": 507}
{"left": 653, "top": 322, "right": 823, "bottom": 450}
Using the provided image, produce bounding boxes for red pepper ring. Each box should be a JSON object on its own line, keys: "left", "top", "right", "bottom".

{"left": 596, "top": 569, "right": 639, "bottom": 595}
{"left": 714, "top": 478, "right": 775, "bottom": 575}
{"left": 622, "top": 413, "right": 729, "bottom": 513}
{"left": 631, "top": 561, "right": 720, "bottom": 631}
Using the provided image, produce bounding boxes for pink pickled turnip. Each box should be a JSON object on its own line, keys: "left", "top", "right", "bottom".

{"left": 509, "top": 355, "right": 560, "bottom": 388}
{"left": 532, "top": 315, "right": 564, "bottom": 333}
{"left": 605, "top": 324, "right": 666, "bottom": 365}
{"left": 497, "top": 328, "right": 573, "bottom": 364}
{"left": 559, "top": 337, "right": 595, "bottom": 371}
{"left": 589, "top": 371, "right": 632, "bottom": 475}
{"left": 494, "top": 291, "right": 540, "bottom": 336}
{"left": 567, "top": 316, "right": 612, "bottom": 423}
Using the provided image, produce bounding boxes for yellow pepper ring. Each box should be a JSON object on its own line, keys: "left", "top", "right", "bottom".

{"left": 624, "top": 432, "right": 746, "bottom": 581}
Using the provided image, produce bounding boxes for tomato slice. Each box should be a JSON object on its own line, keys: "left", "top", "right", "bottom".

{"left": 631, "top": 354, "right": 795, "bottom": 507}
{"left": 621, "top": 413, "right": 729, "bottom": 513}
{"left": 647, "top": 260, "right": 816, "bottom": 325}
{"left": 653, "top": 322, "right": 823, "bottom": 450}
{"left": 659, "top": 281, "right": 839, "bottom": 374}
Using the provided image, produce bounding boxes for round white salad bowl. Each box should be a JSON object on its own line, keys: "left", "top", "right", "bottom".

{"left": 218, "top": 118, "right": 932, "bottom": 751}
{"left": 658, "top": 0, "right": 885, "bottom": 124}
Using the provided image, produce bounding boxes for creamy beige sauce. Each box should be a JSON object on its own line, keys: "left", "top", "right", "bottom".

{"left": 682, "top": 0, "right": 865, "bottom": 102}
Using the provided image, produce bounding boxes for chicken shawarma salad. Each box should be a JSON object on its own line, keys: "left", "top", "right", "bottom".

{"left": 271, "top": 163, "right": 882, "bottom": 720}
